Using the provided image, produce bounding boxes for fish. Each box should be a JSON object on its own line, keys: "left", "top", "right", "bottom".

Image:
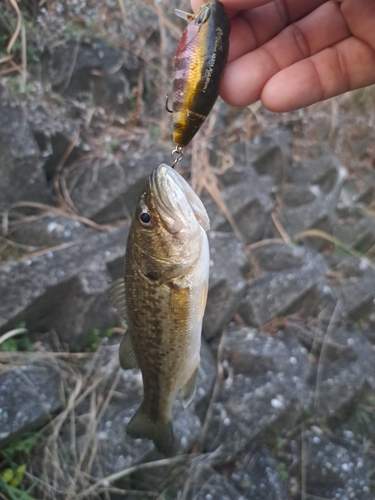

{"left": 172, "top": 0, "right": 230, "bottom": 148}
{"left": 109, "top": 163, "right": 210, "bottom": 455}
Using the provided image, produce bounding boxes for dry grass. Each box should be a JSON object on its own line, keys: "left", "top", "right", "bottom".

{"left": 0, "top": 343, "right": 123, "bottom": 499}
{"left": 0, "top": 337, "right": 221, "bottom": 499}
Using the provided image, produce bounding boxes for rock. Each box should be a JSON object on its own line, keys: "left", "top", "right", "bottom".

{"left": 288, "top": 148, "right": 345, "bottom": 193}
{"left": 51, "top": 39, "right": 141, "bottom": 113}
{"left": 203, "top": 231, "right": 249, "bottom": 341}
{"left": 0, "top": 96, "right": 48, "bottom": 211}
{"left": 66, "top": 142, "right": 169, "bottom": 223}
{"left": 229, "top": 131, "right": 292, "bottom": 184}
{"left": 0, "top": 362, "right": 63, "bottom": 446}
{"left": 298, "top": 430, "right": 371, "bottom": 500}
{"left": 333, "top": 210, "right": 375, "bottom": 254}
{"left": 240, "top": 245, "right": 328, "bottom": 327}
{"left": 311, "top": 329, "right": 375, "bottom": 418}
{"left": 277, "top": 183, "right": 317, "bottom": 207}
{"left": 233, "top": 446, "right": 288, "bottom": 500}
{"left": 355, "top": 170, "right": 375, "bottom": 205}
{"left": 0, "top": 226, "right": 128, "bottom": 349}
{"left": 277, "top": 150, "right": 346, "bottom": 247}
{"left": 199, "top": 326, "right": 312, "bottom": 462}
{"left": 277, "top": 198, "right": 333, "bottom": 244}
{"left": 201, "top": 165, "right": 275, "bottom": 245}
{"left": 332, "top": 269, "right": 375, "bottom": 321}
{"left": 340, "top": 173, "right": 375, "bottom": 207}
{"left": 28, "top": 102, "right": 85, "bottom": 182}
{"left": 350, "top": 135, "right": 371, "bottom": 159}
{"left": 250, "top": 242, "right": 306, "bottom": 273}
{"left": 287, "top": 320, "right": 357, "bottom": 363}
{"left": 323, "top": 254, "right": 368, "bottom": 279}
{"left": 166, "top": 462, "right": 244, "bottom": 500}
{"left": 8, "top": 215, "right": 89, "bottom": 248}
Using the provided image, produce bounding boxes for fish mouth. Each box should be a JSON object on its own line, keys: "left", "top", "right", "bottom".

{"left": 150, "top": 164, "right": 210, "bottom": 233}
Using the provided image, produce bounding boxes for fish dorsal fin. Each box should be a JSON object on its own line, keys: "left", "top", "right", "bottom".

{"left": 175, "top": 9, "right": 193, "bottom": 21}
{"left": 119, "top": 331, "right": 139, "bottom": 370}
{"left": 182, "top": 366, "right": 199, "bottom": 407}
{"left": 108, "top": 277, "right": 127, "bottom": 320}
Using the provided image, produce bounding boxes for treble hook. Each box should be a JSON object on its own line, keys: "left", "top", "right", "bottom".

{"left": 171, "top": 146, "right": 184, "bottom": 168}
{"left": 165, "top": 95, "right": 173, "bottom": 113}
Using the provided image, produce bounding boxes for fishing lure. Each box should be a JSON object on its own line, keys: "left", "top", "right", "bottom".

{"left": 169, "top": 0, "right": 230, "bottom": 165}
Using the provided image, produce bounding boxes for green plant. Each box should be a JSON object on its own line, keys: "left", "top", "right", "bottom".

{"left": 0, "top": 323, "right": 34, "bottom": 353}
{"left": 89, "top": 328, "right": 100, "bottom": 351}
{"left": 333, "top": 244, "right": 352, "bottom": 257}
{"left": 104, "top": 328, "right": 114, "bottom": 339}
{"left": 110, "top": 138, "right": 120, "bottom": 152}
{"left": 3, "top": 78, "right": 38, "bottom": 98}
{"left": 0, "top": 476, "right": 37, "bottom": 500}
{"left": 277, "top": 462, "right": 288, "bottom": 481}
{"left": 4, "top": 435, "right": 39, "bottom": 457}
{"left": 0, "top": 34, "right": 8, "bottom": 58}
{"left": 1, "top": 464, "right": 26, "bottom": 488}
{"left": 0, "top": 434, "right": 39, "bottom": 499}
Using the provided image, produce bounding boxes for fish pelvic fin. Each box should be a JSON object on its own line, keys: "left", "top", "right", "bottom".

{"left": 182, "top": 366, "right": 199, "bottom": 408}
{"left": 126, "top": 405, "right": 174, "bottom": 456}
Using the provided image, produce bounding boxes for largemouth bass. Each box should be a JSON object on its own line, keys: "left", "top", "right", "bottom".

{"left": 109, "top": 164, "right": 210, "bottom": 455}
{"left": 172, "top": 0, "right": 230, "bottom": 148}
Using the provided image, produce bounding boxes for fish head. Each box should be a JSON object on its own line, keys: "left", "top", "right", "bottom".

{"left": 129, "top": 164, "right": 209, "bottom": 282}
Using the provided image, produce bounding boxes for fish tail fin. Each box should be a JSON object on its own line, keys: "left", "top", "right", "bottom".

{"left": 126, "top": 405, "right": 174, "bottom": 456}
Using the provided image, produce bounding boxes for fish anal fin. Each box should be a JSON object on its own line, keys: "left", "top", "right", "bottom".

{"left": 108, "top": 277, "right": 127, "bottom": 321}
{"left": 126, "top": 405, "right": 174, "bottom": 456}
{"left": 182, "top": 366, "right": 199, "bottom": 408}
{"left": 119, "top": 331, "right": 139, "bottom": 370}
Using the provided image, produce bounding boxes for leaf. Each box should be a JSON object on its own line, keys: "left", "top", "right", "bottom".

{"left": 1, "top": 468, "right": 14, "bottom": 483}
{"left": 0, "top": 475, "right": 38, "bottom": 500}
{"left": 9, "top": 476, "right": 20, "bottom": 488}
{"left": 4, "top": 433, "right": 38, "bottom": 457}
{"left": 16, "top": 464, "right": 26, "bottom": 481}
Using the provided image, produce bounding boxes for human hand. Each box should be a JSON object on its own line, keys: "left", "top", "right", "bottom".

{"left": 190, "top": 0, "right": 375, "bottom": 112}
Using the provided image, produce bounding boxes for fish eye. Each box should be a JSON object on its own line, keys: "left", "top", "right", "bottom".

{"left": 196, "top": 8, "right": 210, "bottom": 25}
{"left": 139, "top": 211, "right": 152, "bottom": 226}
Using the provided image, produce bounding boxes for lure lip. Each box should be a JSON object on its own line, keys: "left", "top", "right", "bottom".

{"left": 174, "top": 9, "right": 192, "bottom": 21}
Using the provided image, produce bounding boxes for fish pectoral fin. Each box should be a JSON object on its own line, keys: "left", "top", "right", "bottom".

{"left": 182, "top": 366, "right": 199, "bottom": 408}
{"left": 127, "top": 406, "right": 174, "bottom": 456}
{"left": 175, "top": 9, "right": 193, "bottom": 21}
{"left": 119, "top": 331, "right": 139, "bottom": 370}
{"left": 109, "top": 278, "right": 138, "bottom": 370}
{"left": 108, "top": 277, "right": 127, "bottom": 321}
